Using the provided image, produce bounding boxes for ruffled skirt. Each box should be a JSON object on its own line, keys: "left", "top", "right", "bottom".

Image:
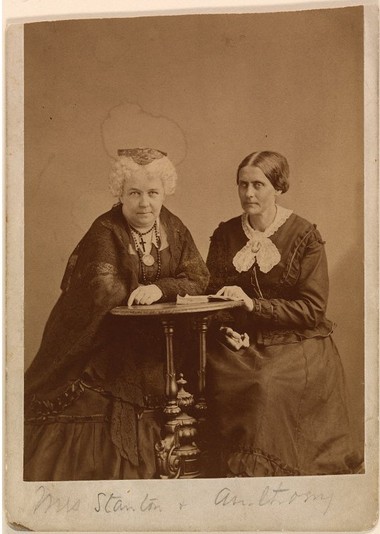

{"left": 24, "top": 389, "right": 163, "bottom": 481}
{"left": 206, "top": 335, "right": 363, "bottom": 477}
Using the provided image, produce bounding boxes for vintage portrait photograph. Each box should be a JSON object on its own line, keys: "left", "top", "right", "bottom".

{"left": 5, "top": 1, "right": 379, "bottom": 532}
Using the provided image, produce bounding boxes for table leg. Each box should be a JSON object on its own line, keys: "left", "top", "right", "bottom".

{"left": 156, "top": 317, "right": 200, "bottom": 478}
{"left": 194, "top": 315, "right": 208, "bottom": 413}
{"left": 161, "top": 318, "right": 181, "bottom": 416}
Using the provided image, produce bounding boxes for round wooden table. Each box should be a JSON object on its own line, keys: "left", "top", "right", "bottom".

{"left": 110, "top": 300, "right": 244, "bottom": 478}
{"left": 111, "top": 300, "right": 244, "bottom": 414}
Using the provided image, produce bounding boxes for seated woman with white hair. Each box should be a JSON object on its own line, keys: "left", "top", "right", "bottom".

{"left": 24, "top": 148, "right": 209, "bottom": 481}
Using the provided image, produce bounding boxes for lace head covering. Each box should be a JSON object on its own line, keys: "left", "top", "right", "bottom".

{"left": 117, "top": 147, "right": 167, "bottom": 165}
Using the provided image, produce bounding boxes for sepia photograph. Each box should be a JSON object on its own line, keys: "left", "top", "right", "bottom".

{"left": 4, "top": 1, "right": 378, "bottom": 532}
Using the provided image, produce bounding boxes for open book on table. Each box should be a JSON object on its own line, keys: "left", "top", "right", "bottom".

{"left": 176, "top": 294, "right": 243, "bottom": 304}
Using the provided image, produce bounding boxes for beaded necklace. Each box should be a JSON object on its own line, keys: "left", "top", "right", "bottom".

{"left": 130, "top": 221, "right": 162, "bottom": 284}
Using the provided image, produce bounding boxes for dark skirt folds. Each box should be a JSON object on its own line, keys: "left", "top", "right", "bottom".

{"left": 24, "top": 389, "right": 163, "bottom": 481}
{"left": 206, "top": 335, "right": 362, "bottom": 477}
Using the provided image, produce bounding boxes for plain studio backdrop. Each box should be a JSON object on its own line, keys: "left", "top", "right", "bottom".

{"left": 24, "top": 8, "right": 364, "bottom": 451}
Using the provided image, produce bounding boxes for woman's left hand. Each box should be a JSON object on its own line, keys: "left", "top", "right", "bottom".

{"left": 127, "top": 284, "right": 163, "bottom": 306}
{"left": 220, "top": 327, "right": 250, "bottom": 351}
{"left": 216, "top": 285, "right": 254, "bottom": 312}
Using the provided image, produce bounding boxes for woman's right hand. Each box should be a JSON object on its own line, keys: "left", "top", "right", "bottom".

{"left": 220, "top": 327, "right": 250, "bottom": 351}
{"left": 216, "top": 285, "right": 254, "bottom": 312}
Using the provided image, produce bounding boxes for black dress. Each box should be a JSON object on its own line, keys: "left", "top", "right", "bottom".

{"left": 206, "top": 206, "right": 362, "bottom": 476}
{"left": 24, "top": 204, "right": 209, "bottom": 480}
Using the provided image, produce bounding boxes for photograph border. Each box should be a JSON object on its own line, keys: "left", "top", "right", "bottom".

{"left": 4, "top": 1, "right": 379, "bottom": 532}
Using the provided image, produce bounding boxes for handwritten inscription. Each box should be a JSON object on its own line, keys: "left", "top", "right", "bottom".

{"left": 33, "top": 485, "right": 80, "bottom": 514}
{"left": 215, "top": 483, "right": 333, "bottom": 515}
{"left": 95, "top": 491, "right": 162, "bottom": 513}
{"left": 32, "top": 482, "right": 333, "bottom": 518}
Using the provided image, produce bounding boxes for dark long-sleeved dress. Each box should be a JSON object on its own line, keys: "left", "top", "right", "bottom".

{"left": 206, "top": 206, "right": 362, "bottom": 477}
{"left": 24, "top": 204, "right": 209, "bottom": 481}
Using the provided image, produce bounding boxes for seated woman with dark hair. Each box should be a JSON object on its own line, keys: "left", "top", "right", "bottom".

{"left": 206, "top": 150, "right": 362, "bottom": 477}
{"left": 24, "top": 147, "right": 209, "bottom": 481}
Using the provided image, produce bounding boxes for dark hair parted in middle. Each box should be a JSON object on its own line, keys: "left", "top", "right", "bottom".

{"left": 236, "top": 151, "right": 290, "bottom": 193}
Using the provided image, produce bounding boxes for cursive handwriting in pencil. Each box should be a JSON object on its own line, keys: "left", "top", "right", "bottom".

{"left": 95, "top": 491, "right": 162, "bottom": 513}
{"left": 259, "top": 482, "right": 333, "bottom": 515}
{"left": 214, "top": 483, "right": 333, "bottom": 516}
{"left": 33, "top": 485, "right": 80, "bottom": 514}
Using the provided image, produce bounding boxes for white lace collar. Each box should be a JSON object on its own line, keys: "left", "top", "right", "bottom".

{"left": 232, "top": 205, "right": 293, "bottom": 274}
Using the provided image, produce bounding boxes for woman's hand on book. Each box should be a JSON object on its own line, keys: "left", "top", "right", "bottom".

{"left": 216, "top": 286, "right": 254, "bottom": 311}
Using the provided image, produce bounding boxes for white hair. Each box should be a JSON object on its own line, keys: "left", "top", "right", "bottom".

{"left": 109, "top": 155, "right": 178, "bottom": 197}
